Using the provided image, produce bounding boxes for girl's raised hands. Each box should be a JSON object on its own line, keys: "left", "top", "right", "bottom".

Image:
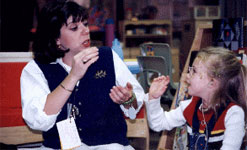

{"left": 148, "top": 76, "right": 170, "bottom": 100}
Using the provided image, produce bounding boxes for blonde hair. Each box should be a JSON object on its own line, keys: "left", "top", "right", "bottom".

{"left": 196, "top": 47, "right": 247, "bottom": 114}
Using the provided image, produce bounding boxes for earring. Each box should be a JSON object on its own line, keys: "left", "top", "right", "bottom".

{"left": 58, "top": 44, "right": 62, "bottom": 49}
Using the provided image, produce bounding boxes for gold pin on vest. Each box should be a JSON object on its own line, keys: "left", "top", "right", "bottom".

{"left": 95, "top": 70, "right": 107, "bottom": 79}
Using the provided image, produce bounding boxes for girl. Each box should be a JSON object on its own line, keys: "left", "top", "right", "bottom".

{"left": 146, "top": 47, "right": 247, "bottom": 150}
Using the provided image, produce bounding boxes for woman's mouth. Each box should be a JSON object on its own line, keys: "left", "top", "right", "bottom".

{"left": 82, "top": 39, "right": 90, "bottom": 47}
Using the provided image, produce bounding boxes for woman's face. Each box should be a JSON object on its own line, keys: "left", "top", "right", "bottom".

{"left": 57, "top": 16, "right": 90, "bottom": 54}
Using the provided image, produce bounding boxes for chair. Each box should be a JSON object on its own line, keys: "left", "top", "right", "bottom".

{"left": 137, "top": 56, "right": 174, "bottom": 102}
{"left": 125, "top": 105, "right": 149, "bottom": 150}
{"left": 0, "top": 52, "right": 43, "bottom": 145}
{"left": 139, "top": 43, "right": 177, "bottom": 101}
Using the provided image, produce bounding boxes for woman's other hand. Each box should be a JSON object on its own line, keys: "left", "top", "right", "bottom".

{"left": 109, "top": 82, "right": 133, "bottom": 105}
{"left": 148, "top": 76, "right": 170, "bottom": 100}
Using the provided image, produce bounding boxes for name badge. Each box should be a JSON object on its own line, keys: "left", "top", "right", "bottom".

{"left": 56, "top": 117, "right": 82, "bottom": 150}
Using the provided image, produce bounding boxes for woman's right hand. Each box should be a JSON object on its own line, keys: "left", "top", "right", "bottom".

{"left": 69, "top": 47, "right": 99, "bottom": 81}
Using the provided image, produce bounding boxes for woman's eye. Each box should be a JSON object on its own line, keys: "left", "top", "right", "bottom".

{"left": 71, "top": 26, "right": 78, "bottom": 31}
{"left": 83, "top": 22, "right": 88, "bottom": 27}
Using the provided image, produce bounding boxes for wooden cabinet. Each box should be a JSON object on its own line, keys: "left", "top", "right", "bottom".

{"left": 180, "top": 19, "right": 212, "bottom": 70}
{"left": 120, "top": 20, "right": 172, "bottom": 48}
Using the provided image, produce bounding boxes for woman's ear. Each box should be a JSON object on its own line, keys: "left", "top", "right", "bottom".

{"left": 56, "top": 39, "right": 61, "bottom": 46}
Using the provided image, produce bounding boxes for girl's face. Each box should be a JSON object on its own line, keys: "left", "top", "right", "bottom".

{"left": 186, "top": 58, "right": 212, "bottom": 103}
{"left": 57, "top": 16, "right": 90, "bottom": 54}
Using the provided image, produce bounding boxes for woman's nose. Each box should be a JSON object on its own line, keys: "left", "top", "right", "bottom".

{"left": 80, "top": 25, "right": 89, "bottom": 35}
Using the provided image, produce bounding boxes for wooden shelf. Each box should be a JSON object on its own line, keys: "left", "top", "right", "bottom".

{"left": 120, "top": 20, "right": 172, "bottom": 48}
{"left": 123, "top": 20, "right": 172, "bottom": 26}
{"left": 125, "top": 34, "right": 170, "bottom": 38}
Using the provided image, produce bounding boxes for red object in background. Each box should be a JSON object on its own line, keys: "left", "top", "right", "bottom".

{"left": 123, "top": 105, "right": 145, "bottom": 119}
{"left": 88, "top": 6, "right": 108, "bottom": 32}
{"left": 226, "top": 31, "right": 229, "bottom": 37}
{"left": 30, "top": 28, "right": 37, "bottom": 33}
{"left": 237, "top": 47, "right": 247, "bottom": 54}
{"left": 0, "top": 62, "right": 27, "bottom": 127}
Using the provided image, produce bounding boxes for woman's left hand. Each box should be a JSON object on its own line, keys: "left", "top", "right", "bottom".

{"left": 109, "top": 82, "right": 133, "bottom": 104}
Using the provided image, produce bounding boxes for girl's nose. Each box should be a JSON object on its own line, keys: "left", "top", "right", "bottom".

{"left": 186, "top": 73, "right": 191, "bottom": 80}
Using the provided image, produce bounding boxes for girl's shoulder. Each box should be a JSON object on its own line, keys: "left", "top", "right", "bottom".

{"left": 179, "top": 97, "right": 193, "bottom": 110}
{"left": 226, "top": 104, "right": 244, "bottom": 115}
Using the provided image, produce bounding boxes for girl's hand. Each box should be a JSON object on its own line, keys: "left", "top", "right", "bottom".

{"left": 148, "top": 76, "right": 170, "bottom": 100}
{"left": 69, "top": 47, "right": 99, "bottom": 81}
{"left": 109, "top": 82, "right": 133, "bottom": 104}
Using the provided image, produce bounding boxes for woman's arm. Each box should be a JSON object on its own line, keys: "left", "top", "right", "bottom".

{"left": 44, "top": 47, "right": 99, "bottom": 115}
{"left": 111, "top": 51, "right": 145, "bottom": 117}
{"left": 21, "top": 60, "right": 59, "bottom": 131}
{"left": 21, "top": 48, "right": 99, "bottom": 131}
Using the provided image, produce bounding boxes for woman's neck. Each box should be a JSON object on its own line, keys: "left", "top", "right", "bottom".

{"left": 62, "top": 53, "right": 74, "bottom": 67}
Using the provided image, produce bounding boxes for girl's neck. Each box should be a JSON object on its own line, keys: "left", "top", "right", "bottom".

{"left": 199, "top": 103, "right": 211, "bottom": 112}
{"left": 201, "top": 97, "right": 211, "bottom": 110}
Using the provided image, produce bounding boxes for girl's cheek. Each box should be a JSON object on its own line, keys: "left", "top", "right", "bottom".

{"left": 186, "top": 74, "right": 191, "bottom": 83}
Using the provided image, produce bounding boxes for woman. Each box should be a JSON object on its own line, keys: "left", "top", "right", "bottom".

{"left": 21, "top": 0, "right": 144, "bottom": 149}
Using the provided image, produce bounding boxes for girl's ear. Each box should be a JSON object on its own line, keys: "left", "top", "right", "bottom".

{"left": 208, "top": 78, "right": 218, "bottom": 88}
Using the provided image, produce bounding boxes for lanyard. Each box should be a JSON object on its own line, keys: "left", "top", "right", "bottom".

{"left": 59, "top": 61, "right": 80, "bottom": 119}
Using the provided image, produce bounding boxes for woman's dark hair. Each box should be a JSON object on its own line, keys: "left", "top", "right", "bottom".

{"left": 33, "top": 0, "right": 88, "bottom": 63}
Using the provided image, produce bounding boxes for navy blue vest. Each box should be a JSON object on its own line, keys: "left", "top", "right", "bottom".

{"left": 35, "top": 47, "right": 128, "bottom": 149}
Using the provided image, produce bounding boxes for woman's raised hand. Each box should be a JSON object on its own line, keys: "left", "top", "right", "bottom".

{"left": 70, "top": 47, "right": 99, "bottom": 81}
{"left": 148, "top": 76, "right": 170, "bottom": 100}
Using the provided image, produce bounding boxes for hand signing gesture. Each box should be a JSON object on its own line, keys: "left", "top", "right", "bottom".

{"left": 148, "top": 76, "right": 170, "bottom": 100}
{"left": 109, "top": 82, "right": 133, "bottom": 105}
{"left": 70, "top": 47, "right": 99, "bottom": 81}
